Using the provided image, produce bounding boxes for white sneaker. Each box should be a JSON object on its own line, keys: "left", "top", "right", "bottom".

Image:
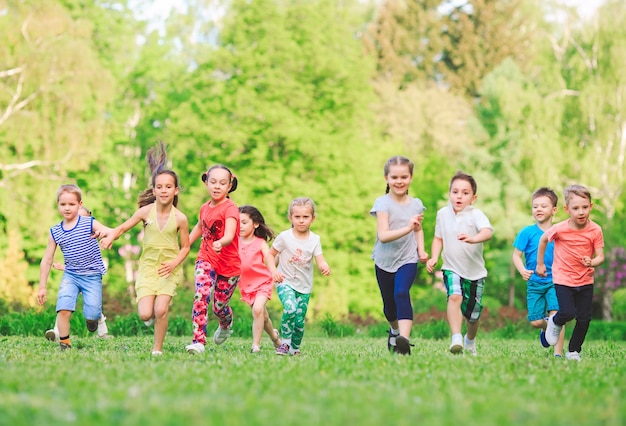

{"left": 144, "top": 318, "right": 155, "bottom": 327}
{"left": 213, "top": 325, "right": 232, "bottom": 345}
{"left": 450, "top": 334, "right": 463, "bottom": 354}
{"left": 151, "top": 351, "right": 163, "bottom": 356}
{"left": 186, "top": 342, "right": 205, "bottom": 355}
{"left": 464, "top": 335, "right": 477, "bottom": 356}
{"left": 98, "top": 315, "right": 109, "bottom": 337}
{"left": 545, "top": 314, "right": 562, "bottom": 346}
{"left": 45, "top": 328, "right": 59, "bottom": 343}
{"left": 565, "top": 351, "right": 581, "bottom": 361}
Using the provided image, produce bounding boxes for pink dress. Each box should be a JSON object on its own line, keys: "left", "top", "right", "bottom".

{"left": 238, "top": 236, "right": 274, "bottom": 305}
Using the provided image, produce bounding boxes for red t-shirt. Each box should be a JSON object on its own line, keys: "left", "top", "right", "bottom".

{"left": 196, "top": 199, "right": 241, "bottom": 277}
{"left": 545, "top": 219, "right": 604, "bottom": 287}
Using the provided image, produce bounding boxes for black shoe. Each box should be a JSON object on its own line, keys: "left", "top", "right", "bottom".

{"left": 387, "top": 329, "right": 399, "bottom": 353}
{"left": 395, "top": 336, "right": 413, "bottom": 355}
{"left": 59, "top": 342, "right": 71, "bottom": 351}
{"left": 86, "top": 319, "right": 98, "bottom": 332}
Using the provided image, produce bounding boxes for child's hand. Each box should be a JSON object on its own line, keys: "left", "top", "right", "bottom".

{"left": 409, "top": 215, "right": 423, "bottom": 232}
{"left": 212, "top": 241, "right": 223, "bottom": 254}
{"left": 272, "top": 271, "right": 285, "bottom": 283}
{"left": 418, "top": 251, "right": 430, "bottom": 264}
{"left": 37, "top": 288, "right": 47, "bottom": 305}
{"left": 158, "top": 261, "right": 175, "bottom": 277}
{"left": 582, "top": 256, "right": 593, "bottom": 267}
{"left": 519, "top": 269, "right": 533, "bottom": 280}
{"left": 457, "top": 233, "right": 474, "bottom": 243}
{"left": 318, "top": 262, "right": 331, "bottom": 276}
{"left": 100, "top": 236, "right": 114, "bottom": 250}
{"left": 52, "top": 261, "right": 64, "bottom": 271}
{"left": 536, "top": 264, "right": 547, "bottom": 277}
{"left": 426, "top": 258, "right": 437, "bottom": 273}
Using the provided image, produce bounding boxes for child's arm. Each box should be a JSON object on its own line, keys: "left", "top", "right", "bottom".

{"left": 458, "top": 227, "right": 492, "bottom": 244}
{"left": 52, "top": 261, "right": 65, "bottom": 271}
{"left": 376, "top": 211, "right": 422, "bottom": 243}
{"left": 512, "top": 248, "right": 532, "bottom": 281}
{"left": 100, "top": 206, "right": 150, "bottom": 249}
{"left": 536, "top": 234, "right": 549, "bottom": 277}
{"left": 315, "top": 254, "right": 331, "bottom": 276}
{"left": 189, "top": 222, "right": 202, "bottom": 246}
{"left": 37, "top": 235, "right": 58, "bottom": 305}
{"left": 583, "top": 247, "right": 605, "bottom": 268}
{"left": 265, "top": 246, "right": 284, "bottom": 283}
{"left": 426, "top": 236, "right": 443, "bottom": 273}
{"left": 157, "top": 211, "right": 191, "bottom": 277}
{"left": 212, "top": 216, "right": 237, "bottom": 254}
{"left": 415, "top": 228, "right": 429, "bottom": 263}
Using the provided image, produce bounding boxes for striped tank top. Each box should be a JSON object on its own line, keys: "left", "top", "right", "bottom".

{"left": 50, "top": 215, "right": 107, "bottom": 275}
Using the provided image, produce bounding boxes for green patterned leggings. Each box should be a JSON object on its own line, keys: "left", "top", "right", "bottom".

{"left": 277, "top": 284, "right": 310, "bottom": 350}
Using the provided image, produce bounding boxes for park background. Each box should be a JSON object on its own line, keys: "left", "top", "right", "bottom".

{"left": 1, "top": 0, "right": 626, "bottom": 338}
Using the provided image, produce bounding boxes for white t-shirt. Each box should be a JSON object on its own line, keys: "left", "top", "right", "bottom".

{"left": 435, "top": 202, "right": 492, "bottom": 280}
{"left": 272, "top": 229, "right": 323, "bottom": 294}
{"left": 370, "top": 194, "right": 426, "bottom": 273}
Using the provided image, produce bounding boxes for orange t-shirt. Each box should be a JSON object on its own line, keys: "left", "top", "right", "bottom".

{"left": 545, "top": 219, "right": 604, "bottom": 287}
{"left": 196, "top": 199, "right": 241, "bottom": 277}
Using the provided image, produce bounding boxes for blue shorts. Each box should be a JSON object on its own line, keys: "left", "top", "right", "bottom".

{"left": 527, "top": 280, "right": 559, "bottom": 321}
{"left": 443, "top": 270, "right": 484, "bottom": 322}
{"left": 56, "top": 271, "right": 103, "bottom": 320}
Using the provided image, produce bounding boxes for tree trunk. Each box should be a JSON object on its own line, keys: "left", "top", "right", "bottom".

{"left": 601, "top": 290, "right": 613, "bottom": 322}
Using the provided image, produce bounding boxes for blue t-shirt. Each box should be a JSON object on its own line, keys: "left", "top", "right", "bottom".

{"left": 512, "top": 224, "right": 554, "bottom": 283}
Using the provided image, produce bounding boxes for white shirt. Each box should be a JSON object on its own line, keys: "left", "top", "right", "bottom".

{"left": 272, "top": 229, "right": 323, "bottom": 294}
{"left": 435, "top": 202, "right": 492, "bottom": 280}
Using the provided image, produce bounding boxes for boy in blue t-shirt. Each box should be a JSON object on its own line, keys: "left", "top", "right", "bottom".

{"left": 512, "top": 187, "right": 565, "bottom": 357}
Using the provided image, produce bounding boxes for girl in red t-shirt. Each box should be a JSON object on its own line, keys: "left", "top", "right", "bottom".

{"left": 186, "top": 165, "right": 241, "bottom": 355}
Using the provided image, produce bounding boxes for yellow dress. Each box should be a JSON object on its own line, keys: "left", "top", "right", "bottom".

{"left": 134, "top": 204, "right": 183, "bottom": 300}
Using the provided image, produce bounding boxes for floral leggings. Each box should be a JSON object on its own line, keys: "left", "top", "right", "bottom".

{"left": 191, "top": 259, "right": 239, "bottom": 345}
{"left": 277, "top": 284, "right": 311, "bottom": 351}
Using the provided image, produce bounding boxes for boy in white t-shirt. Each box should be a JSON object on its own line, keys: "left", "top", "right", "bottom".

{"left": 426, "top": 171, "right": 493, "bottom": 356}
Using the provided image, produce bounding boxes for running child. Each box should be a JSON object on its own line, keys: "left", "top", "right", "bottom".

{"left": 370, "top": 155, "right": 429, "bottom": 355}
{"left": 426, "top": 171, "right": 493, "bottom": 356}
{"left": 101, "top": 142, "right": 190, "bottom": 355}
{"left": 38, "top": 184, "right": 109, "bottom": 350}
{"left": 512, "top": 187, "right": 565, "bottom": 357}
{"left": 266, "top": 197, "right": 331, "bottom": 356}
{"left": 45, "top": 205, "right": 113, "bottom": 341}
{"left": 185, "top": 164, "right": 241, "bottom": 355}
{"left": 538, "top": 184, "right": 604, "bottom": 361}
{"left": 239, "top": 205, "right": 282, "bottom": 353}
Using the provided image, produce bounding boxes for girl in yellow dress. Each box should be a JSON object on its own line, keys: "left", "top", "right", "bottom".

{"left": 101, "top": 142, "right": 190, "bottom": 355}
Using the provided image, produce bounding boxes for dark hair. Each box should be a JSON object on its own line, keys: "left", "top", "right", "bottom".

{"left": 563, "top": 184, "right": 592, "bottom": 205}
{"left": 138, "top": 141, "right": 180, "bottom": 208}
{"left": 383, "top": 156, "right": 414, "bottom": 194}
{"left": 202, "top": 164, "right": 238, "bottom": 195}
{"left": 239, "top": 205, "right": 275, "bottom": 241}
{"left": 532, "top": 187, "right": 558, "bottom": 207}
{"left": 450, "top": 171, "right": 477, "bottom": 195}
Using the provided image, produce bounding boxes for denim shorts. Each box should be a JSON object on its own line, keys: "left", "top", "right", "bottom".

{"left": 56, "top": 271, "right": 103, "bottom": 320}
{"left": 527, "top": 280, "right": 559, "bottom": 321}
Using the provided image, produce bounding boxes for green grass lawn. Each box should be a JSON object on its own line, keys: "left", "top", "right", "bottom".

{"left": 0, "top": 335, "right": 624, "bottom": 426}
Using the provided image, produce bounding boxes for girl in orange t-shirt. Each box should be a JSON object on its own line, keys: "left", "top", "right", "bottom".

{"left": 238, "top": 205, "right": 281, "bottom": 353}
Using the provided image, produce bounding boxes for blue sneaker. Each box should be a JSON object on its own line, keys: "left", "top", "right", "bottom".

{"left": 539, "top": 330, "right": 550, "bottom": 348}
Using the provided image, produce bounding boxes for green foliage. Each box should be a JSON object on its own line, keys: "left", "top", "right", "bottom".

{"left": 613, "top": 288, "right": 626, "bottom": 321}
{"left": 320, "top": 314, "right": 356, "bottom": 337}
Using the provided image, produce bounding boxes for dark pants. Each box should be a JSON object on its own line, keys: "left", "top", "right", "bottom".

{"left": 375, "top": 263, "right": 417, "bottom": 322}
{"left": 554, "top": 284, "right": 594, "bottom": 353}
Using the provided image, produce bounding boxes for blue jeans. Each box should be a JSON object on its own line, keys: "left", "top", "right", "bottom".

{"left": 56, "top": 271, "right": 103, "bottom": 320}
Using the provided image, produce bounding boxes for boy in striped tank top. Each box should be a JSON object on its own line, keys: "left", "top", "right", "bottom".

{"left": 37, "top": 184, "right": 110, "bottom": 350}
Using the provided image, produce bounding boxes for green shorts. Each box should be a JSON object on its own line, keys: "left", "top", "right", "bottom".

{"left": 443, "top": 270, "right": 485, "bottom": 322}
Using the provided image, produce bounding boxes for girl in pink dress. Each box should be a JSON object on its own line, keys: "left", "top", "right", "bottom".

{"left": 239, "top": 205, "right": 281, "bottom": 353}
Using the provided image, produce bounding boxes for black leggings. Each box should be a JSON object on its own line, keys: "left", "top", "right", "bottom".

{"left": 554, "top": 284, "right": 593, "bottom": 353}
{"left": 375, "top": 263, "right": 417, "bottom": 322}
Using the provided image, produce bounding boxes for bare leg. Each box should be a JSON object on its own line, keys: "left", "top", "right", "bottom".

{"left": 465, "top": 319, "right": 480, "bottom": 340}
{"left": 57, "top": 310, "right": 72, "bottom": 337}
{"left": 152, "top": 295, "right": 172, "bottom": 353}
{"left": 398, "top": 319, "right": 412, "bottom": 338}
{"left": 251, "top": 296, "right": 269, "bottom": 348}
{"left": 447, "top": 295, "right": 463, "bottom": 335}
{"left": 263, "top": 307, "right": 281, "bottom": 346}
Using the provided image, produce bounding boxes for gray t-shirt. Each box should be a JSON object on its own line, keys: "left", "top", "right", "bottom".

{"left": 370, "top": 194, "right": 426, "bottom": 273}
{"left": 272, "top": 229, "right": 323, "bottom": 294}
